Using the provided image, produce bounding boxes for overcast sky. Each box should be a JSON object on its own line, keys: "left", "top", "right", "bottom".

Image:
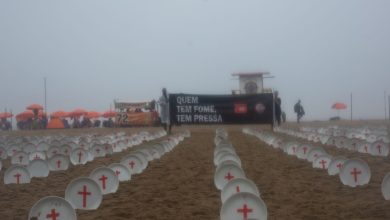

{"left": 1, "top": 0, "right": 389, "bottom": 121}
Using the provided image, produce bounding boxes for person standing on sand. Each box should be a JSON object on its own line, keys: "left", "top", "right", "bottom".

{"left": 274, "top": 91, "right": 282, "bottom": 126}
{"left": 158, "top": 88, "right": 171, "bottom": 134}
{"left": 294, "top": 100, "right": 305, "bottom": 123}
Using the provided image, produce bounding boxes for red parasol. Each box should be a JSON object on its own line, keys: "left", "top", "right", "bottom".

{"left": 85, "top": 111, "right": 101, "bottom": 119}
{"left": 0, "top": 112, "right": 13, "bottom": 119}
{"left": 26, "top": 104, "right": 44, "bottom": 110}
{"left": 50, "top": 111, "right": 69, "bottom": 118}
{"left": 68, "top": 109, "right": 87, "bottom": 118}
{"left": 332, "top": 102, "right": 347, "bottom": 110}
{"left": 16, "top": 110, "right": 34, "bottom": 121}
{"left": 102, "top": 110, "right": 117, "bottom": 118}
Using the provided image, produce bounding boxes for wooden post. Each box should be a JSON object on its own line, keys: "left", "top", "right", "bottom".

{"left": 385, "top": 91, "right": 387, "bottom": 120}
{"left": 350, "top": 93, "right": 353, "bottom": 121}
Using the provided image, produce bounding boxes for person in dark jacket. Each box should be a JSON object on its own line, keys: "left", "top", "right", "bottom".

{"left": 274, "top": 91, "right": 282, "bottom": 126}
{"left": 294, "top": 100, "right": 305, "bottom": 123}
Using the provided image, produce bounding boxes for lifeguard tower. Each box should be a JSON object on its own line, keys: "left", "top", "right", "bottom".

{"left": 232, "top": 72, "right": 273, "bottom": 94}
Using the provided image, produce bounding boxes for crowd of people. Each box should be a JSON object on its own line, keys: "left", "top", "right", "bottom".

{"left": 0, "top": 118, "right": 12, "bottom": 131}
{"left": 16, "top": 117, "right": 47, "bottom": 130}
{"left": 13, "top": 117, "right": 115, "bottom": 130}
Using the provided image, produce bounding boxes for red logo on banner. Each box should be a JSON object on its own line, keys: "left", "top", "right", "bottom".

{"left": 234, "top": 103, "right": 247, "bottom": 114}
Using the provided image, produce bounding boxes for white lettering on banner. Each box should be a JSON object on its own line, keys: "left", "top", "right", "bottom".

{"left": 177, "top": 106, "right": 192, "bottom": 113}
{"left": 194, "top": 114, "right": 223, "bottom": 123}
{"left": 193, "top": 105, "right": 216, "bottom": 113}
{"left": 176, "top": 96, "right": 199, "bottom": 105}
{"left": 177, "top": 115, "right": 192, "bottom": 123}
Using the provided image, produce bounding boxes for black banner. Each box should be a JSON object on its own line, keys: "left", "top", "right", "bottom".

{"left": 169, "top": 93, "right": 274, "bottom": 125}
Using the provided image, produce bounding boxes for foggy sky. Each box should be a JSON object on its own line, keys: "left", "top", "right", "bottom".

{"left": 1, "top": 0, "right": 389, "bottom": 121}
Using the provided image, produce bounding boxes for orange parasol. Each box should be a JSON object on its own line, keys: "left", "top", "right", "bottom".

{"left": 332, "top": 102, "right": 347, "bottom": 110}
{"left": 102, "top": 110, "right": 117, "bottom": 118}
{"left": 0, "top": 112, "right": 13, "bottom": 119}
{"left": 85, "top": 111, "right": 101, "bottom": 119}
{"left": 50, "top": 111, "right": 69, "bottom": 118}
{"left": 69, "top": 109, "right": 87, "bottom": 118}
{"left": 16, "top": 110, "right": 34, "bottom": 121}
{"left": 26, "top": 104, "right": 44, "bottom": 110}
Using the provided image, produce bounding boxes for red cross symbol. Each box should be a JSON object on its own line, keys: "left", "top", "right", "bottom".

{"left": 14, "top": 173, "right": 21, "bottom": 184}
{"left": 319, "top": 160, "right": 327, "bottom": 169}
{"left": 56, "top": 160, "right": 62, "bottom": 168}
{"left": 19, "top": 155, "right": 24, "bottom": 163}
{"left": 350, "top": 167, "right": 362, "bottom": 183}
{"left": 224, "top": 172, "right": 234, "bottom": 181}
{"left": 236, "top": 185, "right": 240, "bottom": 193}
{"left": 303, "top": 146, "right": 308, "bottom": 154}
{"left": 77, "top": 185, "right": 92, "bottom": 208}
{"left": 78, "top": 151, "right": 83, "bottom": 163}
{"left": 115, "top": 170, "right": 121, "bottom": 176}
{"left": 336, "top": 163, "right": 342, "bottom": 169}
{"left": 46, "top": 208, "right": 60, "bottom": 220}
{"left": 99, "top": 175, "right": 108, "bottom": 190}
{"left": 237, "top": 203, "right": 253, "bottom": 219}
{"left": 129, "top": 161, "right": 135, "bottom": 169}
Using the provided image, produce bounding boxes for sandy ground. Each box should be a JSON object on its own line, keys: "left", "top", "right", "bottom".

{"left": 0, "top": 122, "right": 390, "bottom": 220}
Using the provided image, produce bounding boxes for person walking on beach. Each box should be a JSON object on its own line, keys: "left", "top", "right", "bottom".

{"left": 274, "top": 91, "right": 282, "bottom": 126}
{"left": 158, "top": 88, "right": 171, "bottom": 134}
{"left": 294, "top": 100, "right": 305, "bottom": 123}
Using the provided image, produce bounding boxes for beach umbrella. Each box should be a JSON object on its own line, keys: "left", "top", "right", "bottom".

{"left": 69, "top": 109, "right": 87, "bottom": 118}
{"left": 17, "top": 110, "right": 46, "bottom": 121}
{"left": 102, "top": 110, "right": 117, "bottom": 118}
{"left": 332, "top": 102, "right": 347, "bottom": 110}
{"left": 332, "top": 102, "right": 347, "bottom": 118}
{"left": 26, "top": 104, "right": 44, "bottom": 111}
{"left": 85, "top": 111, "right": 101, "bottom": 119}
{"left": 50, "top": 111, "right": 69, "bottom": 118}
{"left": 16, "top": 110, "right": 34, "bottom": 121}
{"left": 0, "top": 112, "right": 13, "bottom": 119}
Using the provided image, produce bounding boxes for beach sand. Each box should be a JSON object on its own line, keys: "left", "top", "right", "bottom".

{"left": 1, "top": 122, "right": 390, "bottom": 219}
